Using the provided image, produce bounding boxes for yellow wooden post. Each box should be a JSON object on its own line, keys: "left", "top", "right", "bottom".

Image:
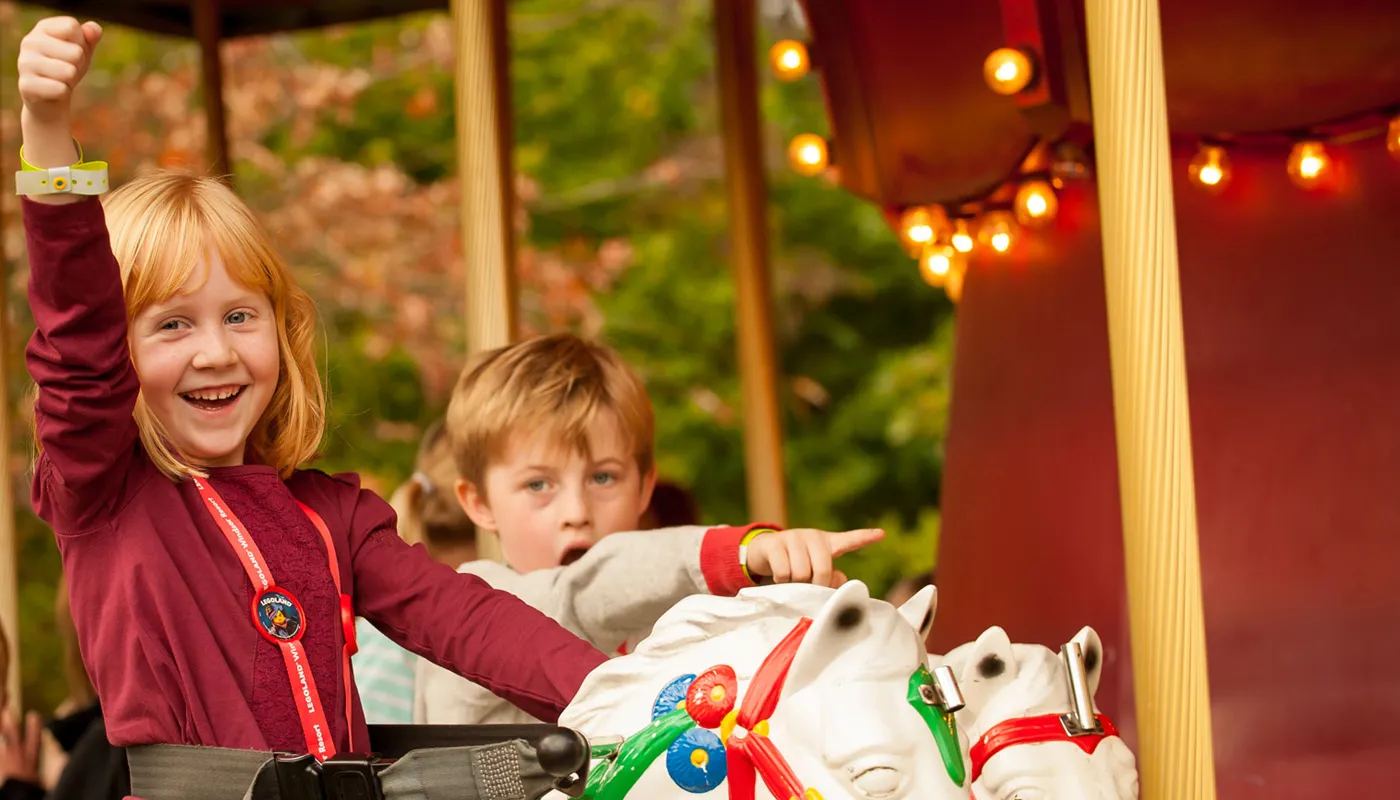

{"left": 1083, "top": 0, "right": 1219, "bottom": 795}
{"left": 713, "top": 0, "right": 789, "bottom": 527}
{"left": 451, "top": 0, "right": 517, "bottom": 561}
{"left": 191, "top": 0, "right": 231, "bottom": 180}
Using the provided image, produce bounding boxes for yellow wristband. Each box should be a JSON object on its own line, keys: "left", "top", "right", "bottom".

{"left": 738, "top": 527, "right": 776, "bottom": 583}
{"left": 16, "top": 140, "right": 109, "bottom": 196}
{"left": 19, "top": 139, "right": 90, "bottom": 171}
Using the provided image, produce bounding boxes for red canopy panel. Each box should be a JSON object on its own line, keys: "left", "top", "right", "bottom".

{"left": 23, "top": 0, "right": 446, "bottom": 39}
{"left": 800, "top": 0, "right": 1400, "bottom": 208}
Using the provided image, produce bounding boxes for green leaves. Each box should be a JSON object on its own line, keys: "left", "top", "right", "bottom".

{"left": 4, "top": 0, "right": 959, "bottom": 712}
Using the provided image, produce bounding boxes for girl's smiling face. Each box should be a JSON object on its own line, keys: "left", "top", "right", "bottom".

{"left": 128, "top": 250, "right": 280, "bottom": 468}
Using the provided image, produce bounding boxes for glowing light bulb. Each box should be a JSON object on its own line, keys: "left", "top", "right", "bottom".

{"left": 951, "top": 220, "right": 975, "bottom": 253}
{"left": 978, "top": 213, "right": 1016, "bottom": 254}
{"left": 1187, "top": 144, "right": 1231, "bottom": 193}
{"left": 1387, "top": 116, "right": 1400, "bottom": 161}
{"left": 1013, "top": 180, "right": 1058, "bottom": 226}
{"left": 900, "top": 207, "right": 936, "bottom": 246}
{"left": 788, "top": 134, "right": 829, "bottom": 177}
{"left": 769, "top": 40, "right": 810, "bottom": 82}
{"left": 1287, "top": 140, "right": 1330, "bottom": 189}
{"left": 919, "top": 245, "right": 955, "bottom": 287}
{"left": 983, "top": 48, "right": 1034, "bottom": 95}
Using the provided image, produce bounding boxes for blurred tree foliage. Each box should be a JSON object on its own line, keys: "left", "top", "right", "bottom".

{"left": 0, "top": 0, "right": 955, "bottom": 714}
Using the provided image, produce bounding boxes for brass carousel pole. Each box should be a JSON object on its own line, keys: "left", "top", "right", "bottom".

{"left": 1083, "top": 0, "right": 1218, "bottom": 795}
{"left": 191, "top": 0, "right": 231, "bottom": 181}
{"left": 713, "top": 0, "right": 789, "bottom": 527}
{"left": 451, "top": 0, "right": 517, "bottom": 562}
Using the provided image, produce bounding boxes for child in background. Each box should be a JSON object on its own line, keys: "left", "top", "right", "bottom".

{"left": 17, "top": 16, "right": 606, "bottom": 778}
{"left": 25, "top": 579, "right": 130, "bottom": 800}
{"left": 0, "top": 620, "right": 44, "bottom": 800}
{"left": 353, "top": 422, "right": 477, "bottom": 724}
{"left": 416, "top": 333, "right": 884, "bottom": 724}
{"left": 638, "top": 480, "right": 701, "bottom": 529}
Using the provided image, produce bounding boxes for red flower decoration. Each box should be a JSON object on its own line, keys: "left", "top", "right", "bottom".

{"left": 686, "top": 665, "right": 739, "bottom": 728}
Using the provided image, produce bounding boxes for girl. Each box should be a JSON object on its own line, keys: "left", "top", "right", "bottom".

{"left": 16, "top": 13, "right": 607, "bottom": 775}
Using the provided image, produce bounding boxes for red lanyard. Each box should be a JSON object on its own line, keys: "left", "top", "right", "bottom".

{"left": 192, "top": 476, "right": 359, "bottom": 758}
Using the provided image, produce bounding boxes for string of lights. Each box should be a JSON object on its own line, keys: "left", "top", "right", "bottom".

{"left": 771, "top": 38, "right": 1400, "bottom": 304}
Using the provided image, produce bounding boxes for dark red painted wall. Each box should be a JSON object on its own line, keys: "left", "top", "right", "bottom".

{"left": 930, "top": 142, "right": 1400, "bottom": 797}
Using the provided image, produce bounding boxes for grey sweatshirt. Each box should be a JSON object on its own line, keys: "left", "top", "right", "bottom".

{"left": 413, "top": 523, "right": 762, "bottom": 724}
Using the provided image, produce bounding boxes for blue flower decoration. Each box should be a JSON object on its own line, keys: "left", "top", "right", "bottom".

{"left": 666, "top": 727, "right": 727, "bottom": 793}
{"left": 652, "top": 674, "right": 696, "bottom": 720}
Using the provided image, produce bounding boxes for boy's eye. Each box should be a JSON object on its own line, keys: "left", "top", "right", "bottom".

{"left": 226, "top": 310, "right": 252, "bottom": 325}
{"left": 525, "top": 479, "right": 549, "bottom": 492}
{"left": 591, "top": 472, "right": 617, "bottom": 486}
{"left": 159, "top": 319, "right": 186, "bottom": 331}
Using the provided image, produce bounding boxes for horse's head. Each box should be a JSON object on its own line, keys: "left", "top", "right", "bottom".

{"left": 560, "top": 580, "right": 969, "bottom": 800}
{"left": 940, "top": 626, "right": 1139, "bottom": 800}
{"left": 765, "top": 580, "right": 971, "bottom": 800}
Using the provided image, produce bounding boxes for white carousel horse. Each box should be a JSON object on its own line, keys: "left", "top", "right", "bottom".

{"left": 555, "top": 580, "right": 972, "bottom": 800}
{"left": 937, "top": 626, "right": 1139, "bottom": 800}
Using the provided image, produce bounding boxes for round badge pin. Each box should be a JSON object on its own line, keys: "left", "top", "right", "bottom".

{"left": 252, "top": 587, "right": 306, "bottom": 644}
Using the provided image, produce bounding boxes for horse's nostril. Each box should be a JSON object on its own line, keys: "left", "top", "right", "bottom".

{"left": 852, "top": 766, "right": 902, "bottom": 798}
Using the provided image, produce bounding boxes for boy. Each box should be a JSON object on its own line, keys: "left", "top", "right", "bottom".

{"left": 415, "top": 333, "right": 883, "bottom": 724}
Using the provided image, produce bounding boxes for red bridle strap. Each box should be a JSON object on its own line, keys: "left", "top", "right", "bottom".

{"left": 725, "top": 617, "right": 813, "bottom": 800}
{"left": 969, "top": 713, "right": 1119, "bottom": 784}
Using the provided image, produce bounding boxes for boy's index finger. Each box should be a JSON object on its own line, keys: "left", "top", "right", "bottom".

{"left": 827, "top": 528, "right": 885, "bottom": 557}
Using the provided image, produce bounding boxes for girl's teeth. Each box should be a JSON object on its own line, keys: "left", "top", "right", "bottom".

{"left": 185, "top": 387, "right": 241, "bottom": 400}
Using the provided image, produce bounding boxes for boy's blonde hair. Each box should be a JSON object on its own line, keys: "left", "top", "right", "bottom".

{"left": 102, "top": 171, "right": 325, "bottom": 479}
{"left": 446, "top": 333, "right": 654, "bottom": 496}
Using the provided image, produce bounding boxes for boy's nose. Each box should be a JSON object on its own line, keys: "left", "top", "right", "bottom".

{"left": 558, "top": 485, "right": 592, "bottom": 528}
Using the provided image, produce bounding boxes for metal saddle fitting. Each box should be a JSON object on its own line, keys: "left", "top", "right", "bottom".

{"left": 1058, "top": 641, "right": 1105, "bottom": 737}
{"left": 931, "top": 664, "right": 966, "bottom": 713}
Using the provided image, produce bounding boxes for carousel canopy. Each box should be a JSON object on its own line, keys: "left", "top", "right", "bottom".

{"left": 24, "top": 0, "right": 441, "bottom": 39}
{"left": 802, "top": 0, "right": 1400, "bottom": 207}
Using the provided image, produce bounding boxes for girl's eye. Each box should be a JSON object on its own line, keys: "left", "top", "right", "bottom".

{"left": 159, "top": 319, "right": 186, "bottom": 331}
{"left": 226, "top": 310, "right": 251, "bottom": 325}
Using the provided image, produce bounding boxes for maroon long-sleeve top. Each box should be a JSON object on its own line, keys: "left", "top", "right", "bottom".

{"left": 22, "top": 197, "right": 609, "bottom": 753}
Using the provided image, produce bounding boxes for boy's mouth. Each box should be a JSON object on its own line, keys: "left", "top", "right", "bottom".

{"left": 559, "top": 545, "right": 591, "bottom": 566}
{"left": 180, "top": 385, "right": 246, "bottom": 412}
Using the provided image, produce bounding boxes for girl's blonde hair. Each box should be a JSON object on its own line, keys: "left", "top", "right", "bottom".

{"left": 389, "top": 420, "right": 476, "bottom": 553}
{"left": 102, "top": 171, "right": 325, "bottom": 479}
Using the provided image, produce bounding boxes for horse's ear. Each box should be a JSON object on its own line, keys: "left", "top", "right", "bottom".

{"left": 785, "top": 580, "right": 872, "bottom": 692}
{"left": 1069, "top": 625, "right": 1104, "bottom": 699}
{"left": 953, "top": 626, "right": 1018, "bottom": 714}
{"left": 896, "top": 584, "right": 937, "bottom": 641}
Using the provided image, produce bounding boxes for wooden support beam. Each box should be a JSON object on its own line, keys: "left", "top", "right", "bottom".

{"left": 714, "top": 0, "right": 788, "bottom": 527}
{"left": 192, "top": 0, "right": 231, "bottom": 180}
{"left": 0, "top": 153, "right": 18, "bottom": 711}
{"left": 452, "top": 0, "right": 517, "bottom": 562}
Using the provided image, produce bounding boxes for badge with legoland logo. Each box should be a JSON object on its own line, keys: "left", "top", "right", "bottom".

{"left": 252, "top": 587, "right": 305, "bottom": 644}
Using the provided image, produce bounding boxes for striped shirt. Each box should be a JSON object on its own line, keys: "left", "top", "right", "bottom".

{"left": 351, "top": 617, "right": 417, "bottom": 724}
